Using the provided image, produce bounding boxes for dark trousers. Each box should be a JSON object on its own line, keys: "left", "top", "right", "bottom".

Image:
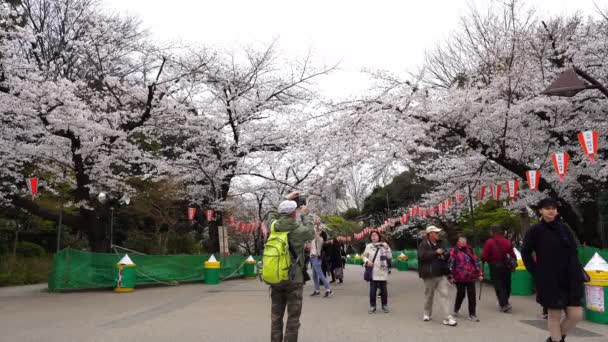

{"left": 271, "top": 283, "right": 303, "bottom": 342}
{"left": 489, "top": 263, "right": 512, "bottom": 307}
{"left": 369, "top": 280, "right": 388, "bottom": 307}
{"left": 454, "top": 281, "right": 477, "bottom": 316}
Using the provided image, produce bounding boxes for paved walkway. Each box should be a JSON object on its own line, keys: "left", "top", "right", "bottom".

{"left": 1, "top": 265, "right": 608, "bottom": 341}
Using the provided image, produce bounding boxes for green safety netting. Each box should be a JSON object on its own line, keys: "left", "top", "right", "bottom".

{"left": 47, "top": 246, "right": 608, "bottom": 291}
{"left": 578, "top": 246, "right": 608, "bottom": 266}
{"left": 48, "top": 248, "right": 260, "bottom": 291}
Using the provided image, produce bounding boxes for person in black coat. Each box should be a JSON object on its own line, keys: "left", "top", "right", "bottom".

{"left": 521, "top": 198, "right": 584, "bottom": 342}
{"left": 326, "top": 239, "right": 344, "bottom": 283}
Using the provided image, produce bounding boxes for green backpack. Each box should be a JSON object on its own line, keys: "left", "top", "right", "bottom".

{"left": 262, "top": 220, "right": 293, "bottom": 286}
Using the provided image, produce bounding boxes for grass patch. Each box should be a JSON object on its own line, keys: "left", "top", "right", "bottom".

{"left": 0, "top": 255, "right": 54, "bottom": 286}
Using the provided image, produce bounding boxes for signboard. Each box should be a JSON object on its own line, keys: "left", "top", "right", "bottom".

{"left": 218, "top": 226, "right": 229, "bottom": 255}
{"left": 585, "top": 285, "right": 605, "bottom": 313}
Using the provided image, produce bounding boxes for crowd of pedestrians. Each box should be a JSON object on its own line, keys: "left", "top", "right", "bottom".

{"left": 267, "top": 195, "right": 586, "bottom": 342}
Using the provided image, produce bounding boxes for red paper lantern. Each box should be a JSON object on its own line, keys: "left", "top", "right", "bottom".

{"left": 525, "top": 170, "right": 540, "bottom": 190}
{"left": 506, "top": 180, "right": 519, "bottom": 203}
{"left": 552, "top": 152, "right": 569, "bottom": 182}
{"left": 205, "top": 210, "right": 215, "bottom": 222}
{"left": 578, "top": 130, "right": 599, "bottom": 164}
{"left": 187, "top": 207, "right": 196, "bottom": 221}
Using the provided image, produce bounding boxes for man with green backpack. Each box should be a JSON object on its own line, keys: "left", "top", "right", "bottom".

{"left": 264, "top": 192, "right": 314, "bottom": 342}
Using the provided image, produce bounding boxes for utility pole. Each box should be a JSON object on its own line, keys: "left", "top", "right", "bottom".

{"left": 468, "top": 184, "right": 478, "bottom": 247}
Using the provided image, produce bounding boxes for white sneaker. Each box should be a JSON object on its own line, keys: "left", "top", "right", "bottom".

{"left": 423, "top": 314, "right": 431, "bottom": 322}
{"left": 442, "top": 316, "right": 457, "bottom": 326}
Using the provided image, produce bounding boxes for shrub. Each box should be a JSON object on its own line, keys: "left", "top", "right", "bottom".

{"left": 16, "top": 242, "right": 46, "bottom": 258}
{"left": 0, "top": 255, "right": 54, "bottom": 286}
{"left": 166, "top": 231, "right": 199, "bottom": 255}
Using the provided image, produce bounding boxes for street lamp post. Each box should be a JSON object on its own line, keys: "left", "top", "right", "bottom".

{"left": 109, "top": 206, "right": 114, "bottom": 250}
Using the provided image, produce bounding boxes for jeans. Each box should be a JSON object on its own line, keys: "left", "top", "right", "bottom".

{"left": 370, "top": 280, "right": 388, "bottom": 307}
{"left": 454, "top": 281, "right": 477, "bottom": 316}
{"left": 489, "top": 262, "right": 511, "bottom": 307}
{"left": 311, "top": 256, "right": 330, "bottom": 291}
{"left": 423, "top": 276, "right": 451, "bottom": 319}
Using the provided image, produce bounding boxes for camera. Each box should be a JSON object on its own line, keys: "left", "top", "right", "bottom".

{"left": 295, "top": 194, "right": 307, "bottom": 208}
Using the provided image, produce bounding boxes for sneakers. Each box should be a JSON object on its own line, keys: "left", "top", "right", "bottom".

{"left": 324, "top": 289, "right": 333, "bottom": 298}
{"left": 382, "top": 306, "right": 390, "bottom": 313}
{"left": 310, "top": 291, "right": 320, "bottom": 297}
{"left": 500, "top": 304, "right": 513, "bottom": 313}
{"left": 423, "top": 314, "right": 431, "bottom": 322}
{"left": 368, "top": 306, "right": 376, "bottom": 314}
{"left": 442, "top": 316, "right": 457, "bottom": 326}
{"left": 468, "top": 315, "right": 480, "bottom": 322}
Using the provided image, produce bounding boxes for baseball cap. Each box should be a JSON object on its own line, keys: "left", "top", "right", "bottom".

{"left": 425, "top": 226, "right": 443, "bottom": 234}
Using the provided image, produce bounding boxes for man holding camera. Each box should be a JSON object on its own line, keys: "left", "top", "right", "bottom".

{"left": 418, "top": 226, "right": 457, "bottom": 326}
{"left": 268, "top": 192, "right": 315, "bottom": 342}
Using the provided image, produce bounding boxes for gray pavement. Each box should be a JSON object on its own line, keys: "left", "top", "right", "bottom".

{"left": 1, "top": 265, "right": 608, "bottom": 341}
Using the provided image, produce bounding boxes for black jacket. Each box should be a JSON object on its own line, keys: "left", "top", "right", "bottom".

{"left": 418, "top": 238, "right": 450, "bottom": 279}
{"left": 326, "top": 242, "right": 345, "bottom": 269}
{"left": 521, "top": 219, "right": 584, "bottom": 308}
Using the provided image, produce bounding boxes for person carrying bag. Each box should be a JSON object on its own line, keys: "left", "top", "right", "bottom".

{"left": 361, "top": 231, "right": 392, "bottom": 314}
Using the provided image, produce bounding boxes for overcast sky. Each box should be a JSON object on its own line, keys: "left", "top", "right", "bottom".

{"left": 102, "top": 0, "right": 603, "bottom": 99}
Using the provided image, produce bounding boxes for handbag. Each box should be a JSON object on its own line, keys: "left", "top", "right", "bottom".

{"left": 581, "top": 266, "right": 591, "bottom": 283}
{"left": 334, "top": 267, "right": 343, "bottom": 280}
{"left": 363, "top": 247, "right": 380, "bottom": 282}
{"left": 493, "top": 239, "right": 517, "bottom": 272}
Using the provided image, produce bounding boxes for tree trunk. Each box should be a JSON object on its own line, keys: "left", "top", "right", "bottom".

{"left": 12, "top": 220, "right": 20, "bottom": 258}
{"left": 80, "top": 208, "right": 108, "bottom": 252}
{"left": 577, "top": 201, "right": 599, "bottom": 246}
{"left": 518, "top": 210, "right": 530, "bottom": 247}
{"left": 207, "top": 221, "right": 220, "bottom": 254}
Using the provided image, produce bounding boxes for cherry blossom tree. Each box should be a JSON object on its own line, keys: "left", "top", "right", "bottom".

{"left": 0, "top": 0, "right": 195, "bottom": 251}
{"left": 332, "top": 1, "right": 608, "bottom": 244}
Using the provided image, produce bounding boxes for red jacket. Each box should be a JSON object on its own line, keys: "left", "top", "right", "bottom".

{"left": 481, "top": 234, "right": 516, "bottom": 263}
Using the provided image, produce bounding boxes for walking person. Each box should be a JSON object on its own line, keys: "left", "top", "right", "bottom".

{"left": 309, "top": 223, "right": 332, "bottom": 297}
{"left": 267, "top": 192, "right": 315, "bottom": 342}
{"left": 521, "top": 198, "right": 584, "bottom": 342}
{"left": 449, "top": 236, "right": 483, "bottom": 322}
{"left": 481, "top": 224, "right": 516, "bottom": 312}
{"left": 418, "top": 226, "right": 457, "bottom": 326}
{"left": 361, "top": 231, "right": 392, "bottom": 313}
{"left": 327, "top": 239, "right": 344, "bottom": 284}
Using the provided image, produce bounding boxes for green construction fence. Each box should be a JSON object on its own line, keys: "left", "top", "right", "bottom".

{"left": 48, "top": 248, "right": 260, "bottom": 291}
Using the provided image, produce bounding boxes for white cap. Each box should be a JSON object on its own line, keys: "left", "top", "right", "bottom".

{"left": 425, "top": 225, "right": 443, "bottom": 234}
{"left": 278, "top": 200, "right": 297, "bottom": 214}
{"left": 246, "top": 255, "right": 255, "bottom": 262}
{"left": 208, "top": 254, "right": 217, "bottom": 262}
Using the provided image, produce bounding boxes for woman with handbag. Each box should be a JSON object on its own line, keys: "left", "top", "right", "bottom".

{"left": 361, "top": 231, "right": 392, "bottom": 314}
{"left": 521, "top": 198, "right": 584, "bottom": 342}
